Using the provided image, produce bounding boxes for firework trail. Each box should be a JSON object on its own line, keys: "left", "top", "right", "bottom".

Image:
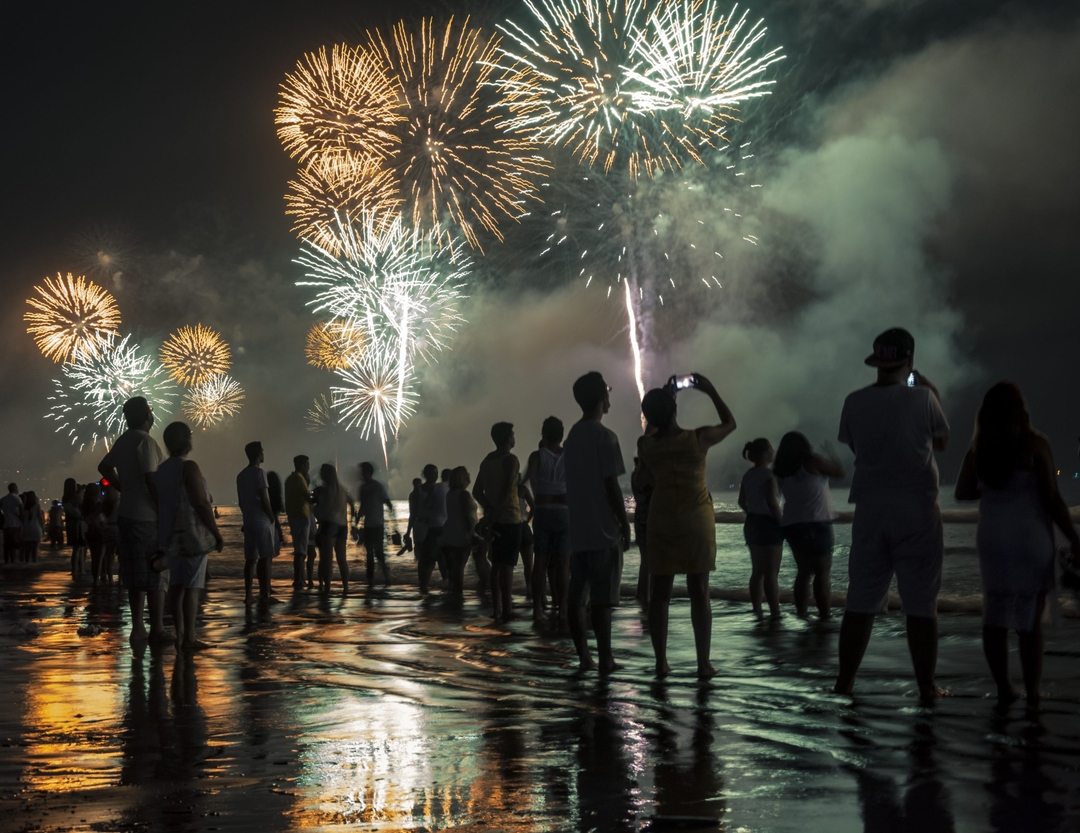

{"left": 275, "top": 44, "right": 403, "bottom": 165}
{"left": 367, "top": 16, "right": 551, "bottom": 251}
{"left": 47, "top": 334, "right": 176, "bottom": 448}
{"left": 183, "top": 374, "right": 245, "bottom": 428}
{"left": 296, "top": 213, "right": 468, "bottom": 427}
{"left": 159, "top": 324, "right": 231, "bottom": 387}
{"left": 306, "top": 320, "right": 368, "bottom": 370}
{"left": 306, "top": 393, "right": 338, "bottom": 433}
{"left": 331, "top": 354, "right": 419, "bottom": 469}
{"left": 497, "top": 0, "right": 782, "bottom": 399}
{"left": 24, "top": 273, "right": 122, "bottom": 364}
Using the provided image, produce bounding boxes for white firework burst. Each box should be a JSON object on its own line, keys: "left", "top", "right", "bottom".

{"left": 183, "top": 374, "right": 245, "bottom": 428}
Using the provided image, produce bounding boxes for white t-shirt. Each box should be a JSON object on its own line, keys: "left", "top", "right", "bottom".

{"left": 237, "top": 466, "right": 272, "bottom": 527}
{"left": 425, "top": 482, "right": 449, "bottom": 528}
{"left": 564, "top": 418, "right": 626, "bottom": 553}
{"left": 838, "top": 384, "right": 950, "bottom": 503}
{"left": 740, "top": 467, "right": 776, "bottom": 517}
{"left": 1, "top": 493, "right": 22, "bottom": 528}
{"left": 779, "top": 468, "right": 837, "bottom": 526}
{"left": 101, "top": 429, "right": 165, "bottom": 522}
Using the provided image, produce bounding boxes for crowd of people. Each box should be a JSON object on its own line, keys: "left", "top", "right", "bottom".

{"left": 10, "top": 327, "right": 1080, "bottom": 710}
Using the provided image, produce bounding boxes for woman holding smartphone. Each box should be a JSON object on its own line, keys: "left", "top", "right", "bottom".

{"left": 637, "top": 373, "right": 737, "bottom": 679}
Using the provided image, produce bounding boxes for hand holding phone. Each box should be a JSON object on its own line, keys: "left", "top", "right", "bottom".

{"left": 668, "top": 374, "right": 696, "bottom": 391}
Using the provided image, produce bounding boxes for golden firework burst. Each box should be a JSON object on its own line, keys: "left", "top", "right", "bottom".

{"left": 306, "top": 392, "right": 337, "bottom": 433}
{"left": 160, "top": 324, "right": 231, "bottom": 387}
{"left": 183, "top": 374, "right": 244, "bottom": 428}
{"left": 285, "top": 152, "right": 401, "bottom": 253}
{"left": 305, "top": 320, "right": 367, "bottom": 370}
{"left": 24, "top": 273, "right": 122, "bottom": 364}
{"left": 275, "top": 43, "right": 404, "bottom": 165}
{"left": 366, "top": 16, "right": 550, "bottom": 250}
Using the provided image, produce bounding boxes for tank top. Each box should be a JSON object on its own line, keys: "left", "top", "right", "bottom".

{"left": 532, "top": 447, "right": 567, "bottom": 497}
{"left": 778, "top": 467, "right": 837, "bottom": 526}
{"left": 741, "top": 466, "right": 776, "bottom": 516}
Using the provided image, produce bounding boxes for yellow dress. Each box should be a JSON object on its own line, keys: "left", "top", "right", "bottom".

{"left": 638, "top": 429, "right": 716, "bottom": 575}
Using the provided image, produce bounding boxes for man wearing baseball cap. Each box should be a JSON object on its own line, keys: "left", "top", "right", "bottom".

{"left": 834, "top": 328, "right": 950, "bottom": 702}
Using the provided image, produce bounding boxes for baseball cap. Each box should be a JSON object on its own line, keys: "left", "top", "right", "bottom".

{"left": 865, "top": 328, "right": 915, "bottom": 368}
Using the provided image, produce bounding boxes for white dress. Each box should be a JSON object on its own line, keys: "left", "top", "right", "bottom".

{"left": 976, "top": 470, "right": 1054, "bottom": 630}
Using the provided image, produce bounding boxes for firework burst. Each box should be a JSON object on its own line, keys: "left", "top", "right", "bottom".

{"left": 331, "top": 354, "right": 419, "bottom": 468}
{"left": 495, "top": 0, "right": 783, "bottom": 177}
{"left": 366, "top": 16, "right": 550, "bottom": 250}
{"left": 275, "top": 44, "right": 404, "bottom": 165}
{"left": 24, "top": 273, "right": 122, "bottom": 364}
{"left": 305, "top": 319, "right": 368, "bottom": 370}
{"left": 160, "top": 324, "right": 231, "bottom": 387}
{"left": 285, "top": 151, "right": 401, "bottom": 253}
{"left": 183, "top": 374, "right": 245, "bottom": 428}
{"left": 47, "top": 334, "right": 176, "bottom": 447}
{"left": 306, "top": 393, "right": 338, "bottom": 433}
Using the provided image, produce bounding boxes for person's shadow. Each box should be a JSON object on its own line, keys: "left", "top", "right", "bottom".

{"left": 986, "top": 713, "right": 1066, "bottom": 831}
{"left": 853, "top": 717, "right": 955, "bottom": 832}
{"left": 573, "top": 680, "right": 637, "bottom": 831}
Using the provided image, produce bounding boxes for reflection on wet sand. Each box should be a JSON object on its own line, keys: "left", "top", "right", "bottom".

{"left": 1, "top": 564, "right": 1078, "bottom": 831}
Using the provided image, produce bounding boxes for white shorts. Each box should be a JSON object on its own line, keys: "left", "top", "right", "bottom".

{"left": 288, "top": 516, "right": 313, "bottom": 554}
{"left": 845, "top": 499, "right": 943, "bottom": 618}
{"left": 243, "top": 521, "right": 276, "bottom": 561}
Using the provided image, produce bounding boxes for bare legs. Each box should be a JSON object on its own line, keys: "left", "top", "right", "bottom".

{"left": 793, "top": 553, "right": 833, "bottom": 619}
{"left": 649, "top": 573, "right": 713, "bottom": 679}
{"left": 983, "top": 594, "right": 1045, "bottom": 708}
{"left": 171, "top": 586, "right": 205, "bottom": 650}
{"left": 569, "top": 604, "right": 616, "bottom": 673}
{"left": 834, "top": 611, "right": 939, "bottom": 701}
{"left": 490, "top": 562, "right": 513, "bottom": 621}
{"left": 532, "top": 550, "right": 551, "bottom": 621}
{"left": 748, "top": 545, "right": 782, "bottom": 618}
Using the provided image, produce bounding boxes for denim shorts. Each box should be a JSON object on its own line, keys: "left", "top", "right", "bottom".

{"left": 744, "top": 513, "right": 784, "bottom": 547}
{"left": 784, "top": 522, "right": 835, "bottom": 565}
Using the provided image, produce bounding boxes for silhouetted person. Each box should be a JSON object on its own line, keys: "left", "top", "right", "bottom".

{"left": 101, "top": 483, "right": 120, "bottom": 582}
{"left": 955, "top": 382, "right": 1080, "bottom": 709}
{"left": 774, "top": 432, "right": 845, "bottom": 619}
{"left": 67, "top": 484, "right": 88, "bottom": 576}
{"left": 156, "top": 421, "right": 223, "bottom": 650}
{"left": 564, "top": 372, "right": 630, "bottom": 673}
{"left": 82, "top": 484, "right": 103, "bottom": 581}
{"left": 738, "top": 438, "right": 783, "bottom": 619}
{"left": 285, "top": 455, "right": 316, "bottom": 589}
{"left": 442, "top": 466, "right": 478, "bottom": 598}
{"left": 834, "top": 328, "right": 950, "bottom": 702}
{"left": 357, "top": 461, "right": 394, "bottom": 587}
{"left": 236, "top": 441, "right": 276, "bottom": 604}
{"left": 638, "top": 374, "right": 736, "bottom": 678}
{"left": 1, "top": 482, "right": 22, "bottom": 564}
{"left": 312, "top": 462, "right": 355, "bottom": 595}
{"left": 403, "top": 478, "right": 423, "bottom": 554}
{"left": 630, "top": 451, "right": 654, "bottom": 606}
{"left": 266, "top": 470, "right": 285, "bottom": 558}
{"left": 98, "top": 396, "right": 168, "bottom": 644}
{"left": 474, "top": 423, "right": 522, "bottom": 621}
{"left": 47, "top": 500, "right": 64, "bottom": 551}
{"left": 20, "top": 491, "right": 44, "bottom": 564}
{"left": 524, "top": 417, "right": 570, "bottom": 623}
{"left": 417, "top": 464, "right": 447, "bottom": 593}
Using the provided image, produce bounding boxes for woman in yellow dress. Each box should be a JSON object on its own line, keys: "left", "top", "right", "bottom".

{"left": 637, "top": 373, "right": 737, "bottom": 679}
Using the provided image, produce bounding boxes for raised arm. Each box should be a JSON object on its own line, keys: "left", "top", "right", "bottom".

{"left": 690, "top": 374, "right": 737, "bottom": 450}
{"left": 807, "top": 449, "right": 845, "bottom": 480}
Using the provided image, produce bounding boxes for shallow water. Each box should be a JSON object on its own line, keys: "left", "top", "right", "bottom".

{"left": 1, "top": 545, "right": 1079, "bottom": 831}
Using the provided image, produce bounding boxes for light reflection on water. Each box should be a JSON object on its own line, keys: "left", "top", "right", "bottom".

{"left": 1, "top": 565, "right": 1078, "bottom": 831}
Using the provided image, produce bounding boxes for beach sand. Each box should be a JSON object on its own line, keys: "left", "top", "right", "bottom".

{"left": 1, "top": 526, "right": 1079, "bottom": 832}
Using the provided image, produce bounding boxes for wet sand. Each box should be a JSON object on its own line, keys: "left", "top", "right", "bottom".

{"left": 1, "top": 534, "right": 1079, "bottom": 832}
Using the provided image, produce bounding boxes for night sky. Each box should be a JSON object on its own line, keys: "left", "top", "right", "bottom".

{"left": 3, "top": 0, "right": 1079, "bottom": 498}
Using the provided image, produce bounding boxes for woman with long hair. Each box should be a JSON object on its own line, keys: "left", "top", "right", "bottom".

{"left": 20, "top": 492, "right": 44, "bottom": 564}
{"left": 955, "top": 381, "right": 1080, "bottom": 709}
{"left": 637, "top": 374, "right": 737, "bottom": 679}
{"left": 773, "top": 432, "right": 844, "bottom": 619}
{"left": 738, "top": 438, "right": 783, "bottom": 619}
{"left": 82, "top": 485, "right": 105, "bottom": 584}
{"left": 312, "top": 463, "right": 355, "bottom": 595}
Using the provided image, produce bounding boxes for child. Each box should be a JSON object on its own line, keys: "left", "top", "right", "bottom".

{"left": 442, "top": 467, "right": 478, "bottom": 599}
{"left": 738, "top": 438, "right": 783, "bottom": 618}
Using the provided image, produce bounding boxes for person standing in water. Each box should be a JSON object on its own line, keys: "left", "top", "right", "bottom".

{"left": 738, "top": 438, "right": 783, "bottom": 619}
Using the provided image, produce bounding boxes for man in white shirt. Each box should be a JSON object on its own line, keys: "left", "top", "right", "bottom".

{"left": 237, "top": 441, "right": 276, "bottom": 605}
{"left": 98, "top": 396, "right": 167, "bottom": 644}
{"left": 834, "top": 328, "right": 950, "bottom": 702}
{"left": 564, "top": 371, "right": 631, "bottom": 673}
{"left": 1, "top": 483, "right": 23, "bottom": 564}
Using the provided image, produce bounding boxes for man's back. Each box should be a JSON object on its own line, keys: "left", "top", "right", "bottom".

{"left": 1, "top": 493, "right": 21, "bottom": 527}
{"left": 237, "top": 465, "right": 269, "bottom": 524}
{"left": 101, "top": 429, "right": 164, "bottom": 521}
{"left": 477, "top": 452, "right": 520, "bottom": 524}
{"left": 839, "top": 384, "right": 949, "bottom": 502}
{"left": 359, "top": 479, "right": 389, "bottom": 526}
{"left": 564, "top": 419, "right": 625, "bottom": 551}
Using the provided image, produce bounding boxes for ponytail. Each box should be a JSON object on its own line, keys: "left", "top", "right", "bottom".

{"left": 743, "top": 437, "right": 772, "bottom": 463}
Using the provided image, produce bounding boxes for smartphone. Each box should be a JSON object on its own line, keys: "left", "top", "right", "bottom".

{"left": 670, "top": 374, "right": 696, "bottom": 390}
{"left": 907, "top": 372, "right": 916, "bottom": 387}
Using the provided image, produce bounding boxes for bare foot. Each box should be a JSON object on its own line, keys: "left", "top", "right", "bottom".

{"left": 833, "top": 681, "right": 854, "bottom": 696}
{"left": 919, "top": 686, "right": 950, "bottom": 706}
{"left": 244, "top": 594, "right": 255, "bottom": 606}
{"left": 697, "top": 664, "right": 717, "bottom": 680}
{"left": 655, "top": 662, "right": 671, "bottom": 679}
{"left": 182, "top": 639, "right": 211, "bottom": 652}
{"left": 150, "top": 630, "right": 176, "bottom": 644}
{"left": 129, "top": 629, "right": 149, "bottom": 643}
{"left": 576, "top": 655, "right": 596, "bottom": 673}
{"left": 598, "top": 660, "right": 621, "bottom": 675}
